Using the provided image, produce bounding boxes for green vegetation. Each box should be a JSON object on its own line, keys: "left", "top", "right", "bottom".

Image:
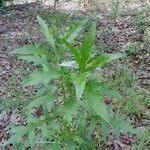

{"left": 0, "top": 0, "right": 4, "bottom": 7}
{"left": 1, "top": 1, "right": 149, "bottom": 149}
{"left": 7, "top": 16, "right": 144, "bottom": 149}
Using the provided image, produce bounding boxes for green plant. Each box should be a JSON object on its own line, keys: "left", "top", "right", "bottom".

{"left": 0, "top": 0, "right": 3, "bottom": 7}
{"left": 9, "top": 16, "right": 140, "bottom": 149}
{"left": 134, "top": 13, "right": 146, "bottom": 34}
{"left": 34, "top": 15, "right": 87, "bottom": 65}
{"left": 0, "top": 0, "right": 13, "bottom": 7}
{"left": 125, "top": 42, "right": 140, "bottom": 56}
{"left": 106, "top": 64, "right": 149, "bottom": 115}
{"left": 111, "top": 0, "right": 122, "bottom": 20}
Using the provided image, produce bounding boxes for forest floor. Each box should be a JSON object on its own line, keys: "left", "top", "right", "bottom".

{"left": 0, "top": 1, "right": 150, "bottom": 149}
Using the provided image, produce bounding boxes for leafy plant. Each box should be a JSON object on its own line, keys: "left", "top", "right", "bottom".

{"left": 125, "top": 42, "right": 140, "bottom": 56}
{"left": 9, "top": 16, "right": 139, "bottom": 149}
{"left": 134, "top": 13, "right": 146, "bottom": 34}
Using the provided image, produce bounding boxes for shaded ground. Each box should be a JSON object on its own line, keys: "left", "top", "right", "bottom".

{"left": 0, "top": 1, "right": 150, "bottom": 149}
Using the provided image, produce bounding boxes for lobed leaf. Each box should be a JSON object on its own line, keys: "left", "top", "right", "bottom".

{"left": 110, "top": 114, "right": 140, "bottom": 138}
{"left": 27, "top": 95, "right": 55, "bottom": 109}
{"left": 64, "top": 20, "right": 88, "bottom": 43}
{"left": 63, "top": 98, "right": 76, "bottom": 123}
{"left": 101, "top": 120, "right": 109, "bottom": 141}
{"left": 9, "top": 126, "right": 29, "bottom": 144}
{"left": 85, "top": 85, "right": 109, "bottom": 123}
{"left": 37, "top": 16, "right": 55, "bottom": 48}
{"left": 22, "top": 68, "right": 61, "bottom": 86}
{"left": 11, "top": 45, "right": 50, "bottom": 56}
{"left": 19, "top": 55, "right": 48, "bottom": 66}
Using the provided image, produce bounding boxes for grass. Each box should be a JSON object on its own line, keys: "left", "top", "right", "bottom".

{"left": 106, "top": 63, "right": 149, "bottom": 115}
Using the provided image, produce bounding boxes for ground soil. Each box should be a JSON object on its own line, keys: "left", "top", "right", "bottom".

{"left": 0, "top": 1, "right": 149, "bottom": 149}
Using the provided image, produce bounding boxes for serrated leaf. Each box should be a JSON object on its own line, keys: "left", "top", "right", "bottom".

{"left": 52, "top": 142, "right": 62, "bottom": 150}
{"left": 72, "top": 73, "right": 86, "bottom": 101}
{"left": 98, "top": 82, "right": 120, "bottom": 98}
{"left": 11, "top": 45, "right": 49, "bottom": 56}
{"left": 85, "top": 85, "right": 109, "bottom": 123}
{"left": 37, "top": 16, "right": 49, "bottom": 34}
{"left": 41, "top": 124, "right": 49, "bottom": 138}
{"left": 28, "top": 131, "right": 35, "bottom": 147}
{"left": 110, "top": 114, "right": 139, "bottom": 138}
{"left": 19, "top": 55, "right": 48, "bottom": 66}
{"left": 87, "top": 98, "right": 109, "bottom": 123}
{"left": 27, "top": 113, "right": 41, "bottom": 124}
{"left": 22, "top": 68, "right": 61, "bottom": 86}
{"left": 63, "top": 40, "right": 80, "bottom": 64}
{"left": 64, "top": 20, "right": 87, "bottom": 43}
{"left": 87, "top": 118, "right": 96, "bottom": 136}
{"left": 110, "top": 114, "right": 124, "bottom": 137}
{"left": 50, "top": 121, "right": 60, "bottom": 132}
{"left": 27, "top": 95, "right": 55, "bottom": 109}
{"left": 107, "top": 53, "right": 125, "bottom": 61}
{"left": 86, "top": 55, "right": 110, "bottom": 71}
{"left": 65, "top": 142, "right": 76, "bottom": 150}
{"left": 63, "top": 98, "right": 76, "bottom": 123}
{"left": 9, "top": 126, "right": 29, "bottom": 144}
{"left": 79, "top": 22, "right": 96, "bottom": 72}
{"left": 101, "top": 120, "right": 109, "bottom": 142}
{"left": 86, "top": 81, "right": 119, "bottom": 98}
{"left": 73, "top": 135, "right": 85, "bottom": 144}
{"left": 37, "top": 16, "right": 55, "bottom": 48}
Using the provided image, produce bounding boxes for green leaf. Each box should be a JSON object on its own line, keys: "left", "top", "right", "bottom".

{"left": 27, "top": 113, "right": 42, "bottom": 124}
{"left": 87, "top": 118, "right": 96, "bottom": 136}
{"left": 111, "top": 116, "right": 123, "bottom": 137}
{"left": 27, "top": 95, "right": 55, "bottom": 109}
{"left": 22, "top": 68, "right": 61, "bottom": 86}
{"left": 11, "top": 45, "right": 50, "bottom": 56}
{"left": 110, "top": 114, "right": 140, "bottom": 138}
{"left": 9, "top": 126, "right": 29, "bottom": 144}
{"left": 79, "top": 22, "right": 96, "bottom": 72}
{"left": 86, "top": 81, "right": 119, "bottom": 98}
{"left": 73, "top": 135, "right": 85, "bottom": 144}
{"left": 101, "top": 120, "right": 109, "bottom": 142}
{"left": 63, "top": 98, "right": 76, "bottom": 123}
{"left": 65, "top": 142, "right": 76, "bottom": 150}
{"left": 106, "top": 53, "right": 125, "bottom": 61}
{"left": 98, "top": 82, "right": 120, "bottom": 98}
{"left": 37, "top": 16, "right": 55, "bottom": 48}
{"left": 37, "top": 16, "right": 49, "bottom": 34}
{"left": 86, "top": 55, "right": 110, "bottom": 71}
{"left": 19, "top": 55, "right": 48, "bottom": 66}
{"left": 85, "top": 85, "right": 109, "bottom": 123}
{"left": 52, "top": 142, "right": 62, "bottom": 150}
{"left": 72, "top": 73, "right": 86, "bottom": 101}
{"left": 64, "top": 20, "right": 87, "bottom": 43}
{"left": 63, "top": 40, "right": 80, "bottom": 64}
{"left": 28, "top": 131, "right": 35, "bottom": 147}
{"left": 41, "top": 124, "right": 49, "bottom": 138}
